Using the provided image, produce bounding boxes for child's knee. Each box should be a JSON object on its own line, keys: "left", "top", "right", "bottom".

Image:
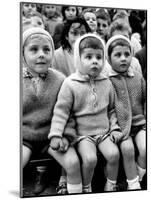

{"left": 82, "top": 154, "right": 97, "bottom": 169}
{"left": 66, "top": 156, "right": 80, "bottom": 175}
{"left": 121, "top": 143, "right": 135, "bottom": 160}
{"left": 107, "top": 148, "right": 119, "bottom": 164}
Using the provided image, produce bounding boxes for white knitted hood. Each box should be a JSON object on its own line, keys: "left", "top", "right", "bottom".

{"left": 74, "top": 33, "right": 106, "bottom": 74}
{"left": 106, "top": 34, "right": 132, "bottom": 64}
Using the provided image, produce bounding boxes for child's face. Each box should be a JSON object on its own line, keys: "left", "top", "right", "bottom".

{"left": 83, "top": 12, "right": 97, "bottom": 32}
{"left": 97, "top": 18, "right": 109, "bottom": 39}
{"left": 67, "top": 23, "right": 87, "bottom": 50}
{"left": 24, "top": 35, "right": 52, "bottom": 75}
{"left": 44, "top": 5, "right": 57, "bottom": 18}
{"left": 110, "top": 45, "right": 132, "bottom": 73}
{"left": 80, "top": 48, "right": 104, "bottom": 78}
{"left": 22, "top": 3, "right": 37, "bottom": 16}
{"left": 23, "top": 16, "right": 44, "bottom": 31}
{"left": 65, "top": 7, "right": 77, "bottom": 20}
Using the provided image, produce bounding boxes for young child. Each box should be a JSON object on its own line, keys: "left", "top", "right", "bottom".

{"left": 96, "top": 8, "right": 111, "bottom": 42}
{"left": 82, "top": 8, "right": 98, "bottom": 34}
{"left": 53, "top": 6, "right": 79, "bottom": 49}
{"left": 106, "top": 35, "right": 146, "bottom": 190}
{"left": 22, "top": 2, "right": 37, "bottom": 20}
{"left": 102, "top": 19, "right": 142, "bottom": 76}
{"left": 48, "top": 33, "right": 123, "bottom": 192}
{"left": 22, "top": 11, "right": 45, "bottom": 32}
{"left": 41, "top": 4, "right": 62, "bottom": 37}
{"left": 53, "top": 17, "right": 90, "bottom": 77}
{"left": 22, "top": 27, "right": 82, "bottom": 194}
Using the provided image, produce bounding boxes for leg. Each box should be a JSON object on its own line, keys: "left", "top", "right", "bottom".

{"left": 120, "top": 136, "right": 140, "bottom": 189}
{"left": 77, "top": 139, "right": 97, "bottom": 192}
{"left": 48, "top": 146, "right": 82, "bottom": 193}
{"left": 22, "top": 145, "right": 32, "bottom": 168}
{"left": 134, "top": 130, "right": 146, "bottom": 181}
{"left": 98, "top": 137, "right": 119, "bottom": 181}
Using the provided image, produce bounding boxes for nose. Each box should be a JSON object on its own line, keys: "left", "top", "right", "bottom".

{"left": 121, "top": 54, "right": 126, "bottom": 61}
{"left": 38, "top": 49, "right": 45, "bottom": 58}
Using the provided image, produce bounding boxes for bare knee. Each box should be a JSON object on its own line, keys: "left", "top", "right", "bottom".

{"left": 65, "top": 155, "right": 80, "bottom": 175}
{"left": 23, "top": 145, "right": 32, "bottom": 168}
{"left": 82, "top": 154, "right": 97, "bottom": 170}
{"left": 106, "top": 148, "right": 119, "bottom": 164}
{"left": 121, "top": 142, "right": 135, "bottom": 160}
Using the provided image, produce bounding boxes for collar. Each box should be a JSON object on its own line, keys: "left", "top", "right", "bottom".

{"left": 108, "top": 66, "right": 135, "bottom": 77}
{"left": 70, "top": 70, "right": 108, "bottom": 82}
{"left": 23, "top": 67, "right": 48, "bottom": 80}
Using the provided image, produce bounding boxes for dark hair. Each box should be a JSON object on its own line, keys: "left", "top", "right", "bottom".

{"left": 61, "top": 6, "right": 79, "bottom": 21}
{"left": 108, "top": 19, "right": 132, "bottom": 39}
{"left": 96, "top": 9, "right": 111, "bottom": 25}
{"left": 79, "top": 36, "right": 104, "bottom": 55}
{"left": 108, "top": 39, "right": 131, "bottom": 58}
{"left": 61, "top": 17, "right": 91, "bottom": 51}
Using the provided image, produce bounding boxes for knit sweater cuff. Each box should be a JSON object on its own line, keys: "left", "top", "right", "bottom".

{"left": 48, "top": 132, "right": 62, "bottom": 140}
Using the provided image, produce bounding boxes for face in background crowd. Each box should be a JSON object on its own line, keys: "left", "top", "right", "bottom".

{"left": 83, "top": 11, "right": 97, "bottom": 33}
{"left": 43, "top": 5, "right": 57, "bottom": 18}
{"left": 67, "top": 22, "right": 87, "bottom": 51}
{"left": 22, "top": 3, "right": 37, "bottom": 16}
{"left": 65, "top": 7, "right": 77, "bottom": 20}
{"left": 24, "top": 35, "right": 53, "bottom": 75}
{"left": 23, "top": 16, "right": 45, "bottom": 32}
{"left": 97, "top": 18, "right": 109, "bottom": 40}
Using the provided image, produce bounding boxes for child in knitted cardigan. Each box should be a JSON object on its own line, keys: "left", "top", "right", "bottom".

{"left": 22, "top": 27, "right": 82, "bottom": 194}
{"left": 106, "top": 35, "right": 146, "bottom": 190}
{"left": 48, "top": 33, "right": 123, "bottom": 192}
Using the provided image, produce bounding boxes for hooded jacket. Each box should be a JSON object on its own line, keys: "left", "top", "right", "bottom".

{"left": 48, "top": 33, "right": 121, "bottom": 140}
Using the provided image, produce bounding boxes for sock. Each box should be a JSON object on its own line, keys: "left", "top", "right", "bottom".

{"left": 136, "top": 164, "right": 146, "bottom": 182}
{"left": 104, "top": 178, "right": 117, "bottom": 191}
{"left": 83, "top": 183, "right": 92, "bottom": 193}
{"left": 127, "top": 176, "right": 141, "bottom": 190}
{"left": 67, "top": 182, "right": 82, "bottom": 194}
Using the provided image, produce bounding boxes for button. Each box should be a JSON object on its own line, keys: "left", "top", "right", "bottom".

{"left": 93, "top": 88, "right": 97, "bottom": 93}
{"left": 121, "top": 90, "right": 125, "bottom": 94}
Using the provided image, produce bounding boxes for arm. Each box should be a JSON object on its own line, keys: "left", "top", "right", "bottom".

{"left": 48, "top": 79, "right": 73, "bottom": 140}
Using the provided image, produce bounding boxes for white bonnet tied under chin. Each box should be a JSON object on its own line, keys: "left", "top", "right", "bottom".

{"left": 74, "top": 33, "right": 106, "bottom": 72}
{"left": 22, "top": 27, "right": 54, "bottom": 67}
{"left": 106, "top": 34, "right": 132, "bottom": 64}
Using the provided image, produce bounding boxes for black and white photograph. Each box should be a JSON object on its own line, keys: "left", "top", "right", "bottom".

{"left": 20, "top": 1, "right": 147, "bottom": 198}
{"left": 0, "top": 0, "right": 150, "bottom": 200}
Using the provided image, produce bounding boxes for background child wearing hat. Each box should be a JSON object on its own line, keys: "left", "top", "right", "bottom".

{"left": 48, "top": 33, "right": 123, "bottom": 192}
{"left": 106, "top": 35, "right": 146, "bottom": 190}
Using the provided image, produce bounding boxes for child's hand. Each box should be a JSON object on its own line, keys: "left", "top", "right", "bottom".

{"left": 60, "top": 137, "right": 69, "bottom": 153}
{"left": 110, "top": 131, "right": 123, "bottom": 144}
{"left": 50, "top": 137, "right": 64, "bottom": 151}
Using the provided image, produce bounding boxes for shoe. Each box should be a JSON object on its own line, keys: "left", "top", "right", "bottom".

{"left": 104, "top": 182, "right": 117, "bottom": 191}
{"left": 56, "top": 182, "right": 68, "bottom": 194}
{"left": 33, "top": 171, "right": 47, "bottom": 195}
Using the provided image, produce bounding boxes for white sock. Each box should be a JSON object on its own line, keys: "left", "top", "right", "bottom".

{"left": 83, "top": 183, "right": 92, "bottom": 192}
{"left": 104, "top": 178, "right": 117, "bottom": 191}
{"left": 127, "top": 176, "right": 141, "bottom": 190}
{"left": 67, "top": 182, "right": 82, "bottom": 194}
{"left": 136, "top": 164, "right": 146, "bottom": 182}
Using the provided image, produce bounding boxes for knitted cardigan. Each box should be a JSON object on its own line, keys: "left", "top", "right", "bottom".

{"left": 109, "top": 68, "right": 146, "bottom": 140}
{"left": 48, "top": 71, "right": 121, "bottom": 140}
{"left": 22, "top": 68, "right": 65, "bottom": 142}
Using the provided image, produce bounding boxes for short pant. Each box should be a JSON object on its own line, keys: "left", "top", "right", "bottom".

{"left": 130, "top": 125, "right": 146, "bottom": 137}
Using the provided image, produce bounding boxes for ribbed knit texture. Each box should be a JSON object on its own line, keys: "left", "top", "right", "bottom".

{"left": 23, "top": 69, "right": 65, "bottom": 142}
{"left": 110, "top": 71, "right": 146, "bottom": 140}
{"left": 48, "top": 71, "right": 120, "bottom": 139}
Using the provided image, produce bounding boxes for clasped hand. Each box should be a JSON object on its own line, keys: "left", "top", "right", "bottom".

{"left": 50, "top": 137, "right": 69, "bottom": 152}
{"left": 110, "top": 131, "right": 123, "bottom": 144}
